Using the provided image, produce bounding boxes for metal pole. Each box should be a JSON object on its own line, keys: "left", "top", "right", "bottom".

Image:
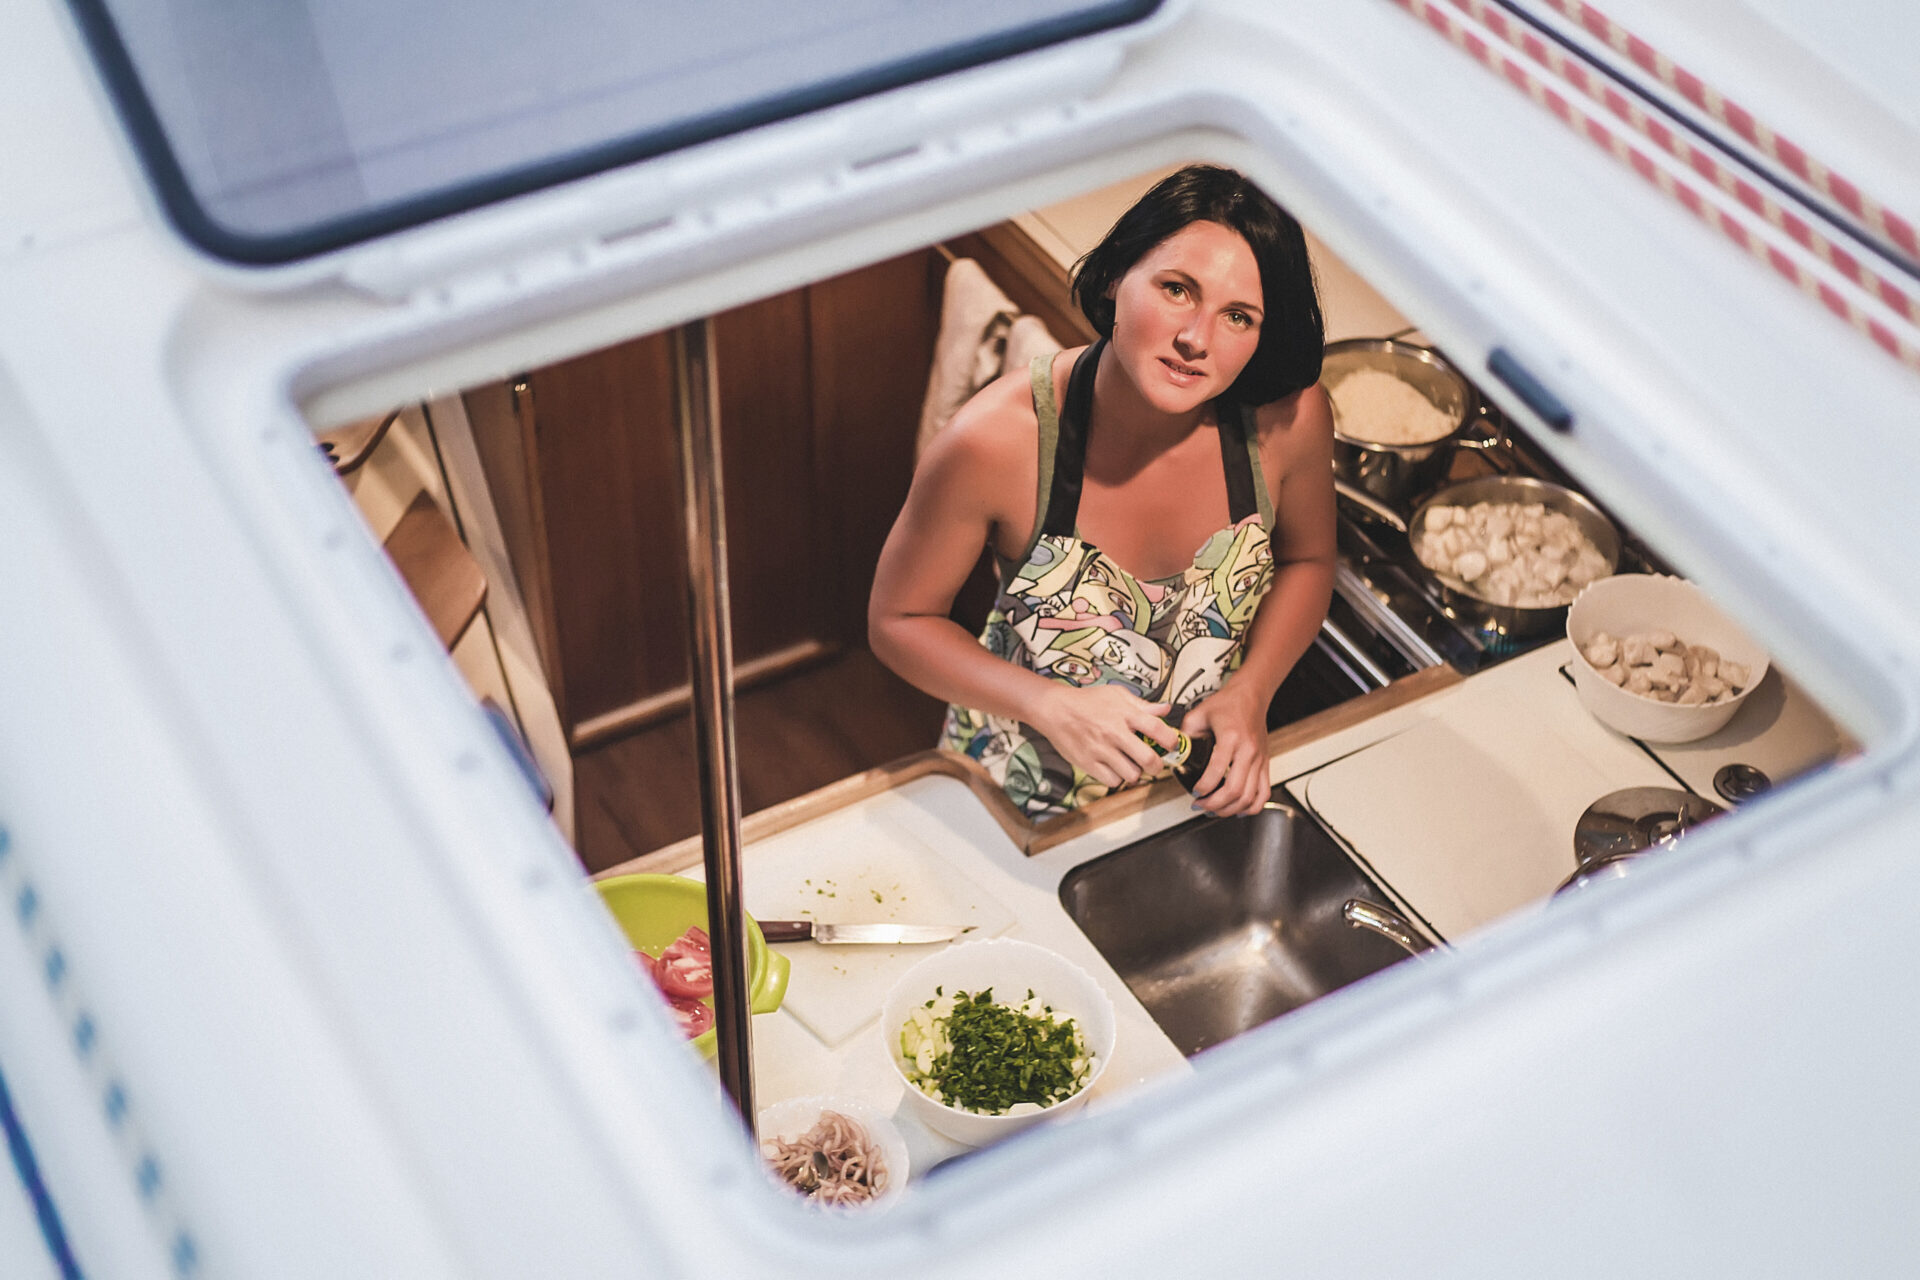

{"left": 671, "top": 317, "right": 755, "bottom": 1134}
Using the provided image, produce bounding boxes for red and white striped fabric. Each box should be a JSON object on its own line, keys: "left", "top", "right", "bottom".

{"left": 1537, "top": 0, "right": 1919, "bottom": 268}
{"left": 1391, "top": 0, "right": 1920, "bottom": 373}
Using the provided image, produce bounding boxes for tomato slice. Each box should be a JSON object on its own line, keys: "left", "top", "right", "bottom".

{"left": 668, "top": 993, "right": 714, "bottom": 1039}
{"left": 667, "top": 926, "right": 710, "bottom": 956}
{"left": 657, "top": 927, "right": 715, "bottom": 998}
{"left": 634, "top": 949, "right": 659, "bottom": 980}
{"left": 656, "top": 950, "right": 713, "bottom": 999}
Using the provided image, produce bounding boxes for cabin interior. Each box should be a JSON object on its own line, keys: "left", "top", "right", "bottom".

{"left": 311, "top": 160, "right": 1848, "bottom": 877}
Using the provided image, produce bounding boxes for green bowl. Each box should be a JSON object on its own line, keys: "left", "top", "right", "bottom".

{"left": 595, "top": 873, "right": 791, "bottom": 1058}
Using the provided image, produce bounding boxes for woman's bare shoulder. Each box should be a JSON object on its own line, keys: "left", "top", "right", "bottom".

{"left": 915, "top": 353, "right": 1077, "bottom": 553}
{"left": 924, "top": 357, "right": 1050, "bottom": 481}
{"left": 1251, "top": 382, "right": 1334, "bottom": 457}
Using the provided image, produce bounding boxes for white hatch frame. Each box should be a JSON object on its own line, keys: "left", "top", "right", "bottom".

{"left": 6, "top": 1, "right": 1920, "bottom": 1277}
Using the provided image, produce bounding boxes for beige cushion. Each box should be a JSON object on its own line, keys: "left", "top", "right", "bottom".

{"left": 1003, "top": 313, "right": 1063, "bottom": 382}
{"left": 916, "top": 258, "right": 1017, "bottom": 459}
{"left": 916, "top": 260, "right": 1068, "bottom": 459}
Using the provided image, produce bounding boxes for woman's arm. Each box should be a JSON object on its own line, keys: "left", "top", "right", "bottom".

{"left": 1182, "top": 384, "right": 1338, "bottom": 816}
{"left": 868, "top": 375, "right": 1177, "bottom": 789}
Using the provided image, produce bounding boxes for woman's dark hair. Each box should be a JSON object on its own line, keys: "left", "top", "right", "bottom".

{"left": 1071, "top": 165, "right": 1323, "bottom": 404}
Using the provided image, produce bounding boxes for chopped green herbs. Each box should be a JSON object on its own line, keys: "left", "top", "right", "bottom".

{"left": 899, "top": 987, "right": 1091, "bottom": 1115}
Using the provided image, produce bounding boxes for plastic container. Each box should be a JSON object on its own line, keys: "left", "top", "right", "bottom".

{"left": 880, "top": 938, "right": 1116, "bottom": 1147}
{"left": 595, "top": 873, "right": 790, "bottom": 1058}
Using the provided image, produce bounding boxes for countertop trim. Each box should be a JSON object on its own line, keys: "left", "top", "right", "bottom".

{"left": 591, "top": 664, "right": 1464, "bottom": 878}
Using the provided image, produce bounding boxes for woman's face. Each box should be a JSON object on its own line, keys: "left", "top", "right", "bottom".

{"left": 1107, "top": 219, "right": 1265, "bottom": 415}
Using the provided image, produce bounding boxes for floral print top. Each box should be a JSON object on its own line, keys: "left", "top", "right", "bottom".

{"left": 940, "top": 341, "right": 1276, "bottom": 819}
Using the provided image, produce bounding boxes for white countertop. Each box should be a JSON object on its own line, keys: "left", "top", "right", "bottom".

{"left": 736, "top": 638, "right": 1844, "bottom": 1177}
{"left": 732, "top": 667, "right": 1446, "bottom": 1174}
{"left": 738, "top": 773, "right": 1192, "bottom": 1176}
{"left": 1287, "top": 643, "right": 1678, "bottom": 939}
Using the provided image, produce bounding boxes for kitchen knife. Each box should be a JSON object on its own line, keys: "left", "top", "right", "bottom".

{"left": 758, "top": 920, "right": 969, "bottom": 945}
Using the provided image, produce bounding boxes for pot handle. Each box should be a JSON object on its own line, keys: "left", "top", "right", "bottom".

{"left": 1333, "top": 478, "right": 1408, "bottom": 534}
{"left": 1454, "top": 402, "right": 1505, "bottom": 452}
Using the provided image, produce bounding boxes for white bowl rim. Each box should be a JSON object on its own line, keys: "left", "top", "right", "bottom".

{"left": 1566, "top": 573, "right": 1770, "bottom": 707}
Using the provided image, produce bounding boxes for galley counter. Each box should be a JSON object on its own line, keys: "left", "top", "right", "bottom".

{"left": 591, "top": 639, "right": 1845, "bottom": 1177}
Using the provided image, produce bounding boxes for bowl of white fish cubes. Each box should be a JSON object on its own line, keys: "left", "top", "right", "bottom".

{"left": 1567, "top": 574, "right": 1769, "bottom": 742}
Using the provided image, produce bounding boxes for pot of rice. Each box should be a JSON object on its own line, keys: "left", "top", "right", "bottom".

{"left": 1322, "top": 338, "right": 1502, "bottom": 509}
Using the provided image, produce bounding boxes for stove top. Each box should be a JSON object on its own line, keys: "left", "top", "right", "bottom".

{"left": 1329, "top": 436, "right": 1667, "bottom": 678}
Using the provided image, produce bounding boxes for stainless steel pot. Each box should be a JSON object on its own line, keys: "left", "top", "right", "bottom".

{"left": 1332, "top": 473, "right": 1621, "bottom": 639}
{"left": 1324, "top": 338, "right": 1502, "bottom": 508}
{"left": 1407, "top": 475, "right": 1621, "bottom": 638}
{"left": 1555, "top": 787, "right": 1725, "bottom": 894}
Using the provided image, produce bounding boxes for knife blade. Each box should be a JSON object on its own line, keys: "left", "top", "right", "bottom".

{"left": 758, "top": 920, "right": 968, "bottom": 945}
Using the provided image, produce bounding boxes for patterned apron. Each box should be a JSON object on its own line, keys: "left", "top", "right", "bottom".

{"left": 940, "top": 340, "right": 1278, "bottom": 819}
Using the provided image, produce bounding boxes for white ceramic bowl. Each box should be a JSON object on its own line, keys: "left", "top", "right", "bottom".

{"left": 758, "top": 1094, "right": 910, "bottom": 1211}
{"left": 879, "top": 938, "right": 1116, "bottom": 1148}
{"left": 1566, "top": 574, "right": 1770, "bottom": 744}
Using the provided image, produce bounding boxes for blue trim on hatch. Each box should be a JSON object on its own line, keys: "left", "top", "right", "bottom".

{"left": 0, "top": 1054, "right": 86, "bottom": 1280}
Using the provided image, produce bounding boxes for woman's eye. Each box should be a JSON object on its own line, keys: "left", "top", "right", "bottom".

{"left": 1162, "top": 281, "right": 1187, "bottom": 299}
{"left": 1227, "top": 310, "right": 1256, "bottom": 329}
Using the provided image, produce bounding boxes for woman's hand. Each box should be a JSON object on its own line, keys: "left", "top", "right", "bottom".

{"left": 1029, "top": 685, "right": 1177, "bottom": 790}
{"left": 1168, "top": 385, "right": 1335, "bottom": 819}
{"left": 1180, "top": 683, "right": 1272, "bottom": 817}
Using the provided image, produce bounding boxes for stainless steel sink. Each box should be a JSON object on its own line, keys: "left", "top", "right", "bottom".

{"left": 1058, "top": 801, "right": 1423, "bottom": 1056}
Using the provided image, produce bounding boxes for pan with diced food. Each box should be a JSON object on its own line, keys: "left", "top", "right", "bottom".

{"left": 1408, "top": 475, "right": 1621, "bottom": 638}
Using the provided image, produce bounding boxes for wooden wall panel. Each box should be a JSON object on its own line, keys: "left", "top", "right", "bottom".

{"left": 806, "top": 250, "right": 941, "bottom": 647}
{"left": 715, "top": 290, "right": 821, "bottom": 658}
{"left": 469, "top": 245, "right": 948, "bottom": 747}
{"left": 461, "top": 380, "right": 570, "bottom": 716}
{"left": 526, "top": 333, "right": 683, "bottom": 727}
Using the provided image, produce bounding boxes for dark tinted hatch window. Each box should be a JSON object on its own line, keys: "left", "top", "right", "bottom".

{"left": 69, "top": 0, "right": 1158, "bottom": 264}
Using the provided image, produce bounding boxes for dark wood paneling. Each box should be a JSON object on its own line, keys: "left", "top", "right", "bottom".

{"left": 572, "top": 638, "right": 836, "bottom": 750}
{"left": 526, "top": 333, "right": 684, "bottom": 726}
{"left": 462, "top": 380, "right": 570, "bottom": 717}
{"left": 807, "top": 249, "right": 942, "bottom": 647}
{"left": 472, "top": 248, "right": 944, "bottom": 742}
{"left": 715, "top": 290, "right": 821, "bottom": 655}
{"left": 574, "top": 649, "right": 946, "bottom": 872}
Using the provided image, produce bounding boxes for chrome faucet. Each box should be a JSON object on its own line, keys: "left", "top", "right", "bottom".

{"left": 1341, "top": 899, "right": 1439, "bottom": 957}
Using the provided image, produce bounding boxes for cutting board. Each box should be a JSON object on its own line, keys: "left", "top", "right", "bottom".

{"left": 692, "top": 807, "right": 1015, "bottom": 1046}
{"left": 1299, "top": 651, "right": 1675, "bottom": 940}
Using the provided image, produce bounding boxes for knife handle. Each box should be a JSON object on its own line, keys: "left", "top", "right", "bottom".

{"left": 757, "top": 919, "right": 813, "bottom": 944}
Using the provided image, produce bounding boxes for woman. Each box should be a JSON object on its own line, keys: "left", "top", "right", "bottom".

{"left": 869, "top": 165, "right": 1336, "bottom": 819}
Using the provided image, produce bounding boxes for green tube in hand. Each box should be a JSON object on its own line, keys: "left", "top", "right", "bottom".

{"left": 1135, "top": 726, "right": 1218, "bottom": 796}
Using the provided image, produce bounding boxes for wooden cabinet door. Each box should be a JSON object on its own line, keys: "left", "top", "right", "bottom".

{"left": 465, "top": 248, "right": 940, "bottom": 750}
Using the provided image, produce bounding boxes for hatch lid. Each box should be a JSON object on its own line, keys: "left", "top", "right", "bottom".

{"left": 1501, "top": 0, "right": 1920, "bottom": 273}
{"left": 66, "top": 0, "right": 1163, "bottom": 270}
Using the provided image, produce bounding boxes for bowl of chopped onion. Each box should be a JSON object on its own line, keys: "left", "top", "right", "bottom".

{"left": 758, "top": 1095, "right": 909, "bottom": 1211}
{"left": 880, "top": 938, "right": 1116, "bottom": 1148}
